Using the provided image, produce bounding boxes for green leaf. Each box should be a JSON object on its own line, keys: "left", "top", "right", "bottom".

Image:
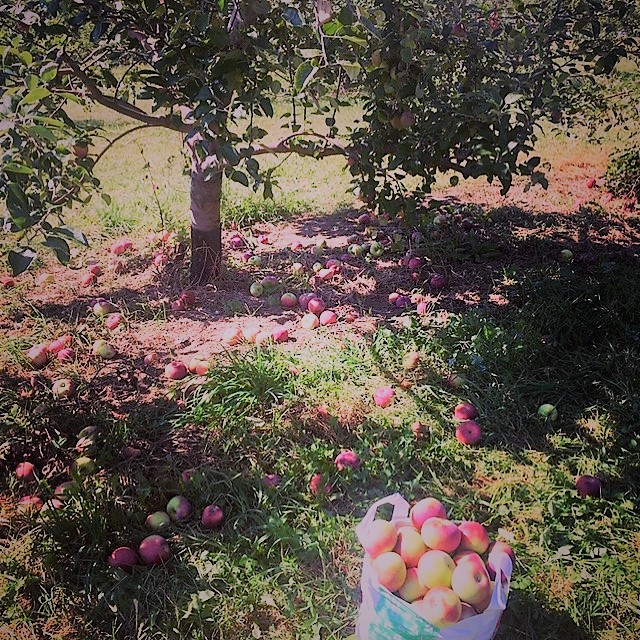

{"left": 504, "top": 93, "right": 523, "bottom": 105}
{"left": 338, "top": 61, "right": 360, "bottom": 82}
{"left": 358, "top": 15, "right": 381, "bottom": 39}
{"left": 8, "top": 247, "right": 37, "bottom": 276}
{"left": 42, "top": 236, "right": 71, "bottom": 264}
{"left": 219, "top": 144, "right": 240, "bottom": 166}
{"left": 229, "top": 170, "right": 249, "bottom": 187}
{"left": 20, "top": 87, "right": 51, "bottom": 105}
{"left": 293, "top": 62, "right": 318, "bottom": 92}
{"left": 51, "top": 226, "right": 89, "bottom": 247}
{"left": 3, "top": 162, "right": 33, "bottom": 175}
{"left": 24, "top": 125, "right": 58, "bottom": 143}
{"left": 259, "top": 98, "right": 274, "bottom": 117}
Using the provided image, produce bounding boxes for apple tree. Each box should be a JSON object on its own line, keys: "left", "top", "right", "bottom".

{"left": 1, "top": 1, "right": 637, "bottom": 283}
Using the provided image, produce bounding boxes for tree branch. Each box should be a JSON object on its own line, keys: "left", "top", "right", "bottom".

{"left": 59, "top": 53, "right": 189, "bottom": 133}
{"left": 93, "top": 124, "right": 161, "bottom": 166}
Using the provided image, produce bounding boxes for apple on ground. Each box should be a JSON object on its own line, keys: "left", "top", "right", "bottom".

{"left": 48, "top": 334, "right": 72, "bottom": 354}
{"left": 56, "top": 345, "right": 74, "bottom": 362}
{"left": 298, "top": 292, "right": 318, "bottom": 310}
{"left": 170, "top": 298, "right": 186, "bottom": 311}
{"left": 52, "top": 378, "right": 75, "bottom": 400}
{"left": 165, "top": 361, "right": 187, "bottom": 380}
{"left": 188, "top": 355, "right": 209, "bottom": 376}
{"left": 81, "top": 272, "right": 97, "bottom": 287}
{"left": 36, "top": 273, "right": 55, "bottom": 286}
{"left": 421, "top": 517, "right": 461, "bottom": 553}
{"left": 26, "top": 344, "right": 49, "bottom": 368}
{"left": 166, "top": 495, "right": 192, "bottom": 521}
{"left": 17, "top": 495, "right": 43, "bottom": 514}
{"left": 402, "top": 351, "right": 420, "bottom": 370}
{"left": 454, "top": 402, "right": 478, "bottom": 421}
{"left": 280, "top": 293, "right": 298, "bottom": 309}
{"left": 72, "top": 456, "right": 97, "bottom": 475}
{"left": 307, "top": 297, "right": 326, "bottom": 315}
{"left": 271, "top": 327, "right": 289, "bottom": 343}
{"left": 559, "top": 249, "right": 573, "bottom": 262}
{"left": 301, "top": 313, "right": 320, "bottom": 330}
{"left": 371, "top": 551, "right": 407, "bottom": 592}
{"left": 222, "top": 326, "right": 242, "bottom": 346}
{"left": 369, "top": 241, "right": 384, "bottom": 257}
{"left": 319, "top": 310, "right": 337, "bottom": 326}
{"left": 373, "top": 387, "right": 395, "bottom": 408}
{"left": 416, "top": 301, "right": 429, "bottom": 315}
{"left": 15, "top": 461, "right": 36, "bottom": 482}
{"left": 93, "top": 300, "right": 118, "bottom": 317}
{"left": 309, "top": 472, "right": 332, "bottom": 495}
{"left": 250, "top": 282, "right": 264, "bottom": 297}
{"left": 180, "top": 290, "right": 196, "bottom": 306}
{"left": 455, "top": 420, "right": 482, "bottom": 445}
{"left": 334, "top": 449, "right": 361, "bottom": 471}
{"left": 576, "top": 475, "right": 602, "bottom": 497}
{"left": 145, "top": 511, "right": 171, "bottom": 532}
{"left": 138, "top": 535, "right": 171, "bottom": 566}
{"left": 430, "top": 274, "right": 446, "bottom": 290}
{"left": 411, "top": 421, "right": 428, "bottom": 438}
{"left": 242, "top": 326, "right": 260, "bottom": 343}
{"left": 201, "top": 504, "right": 225, "bottom": 529}
{"left": 255, "top": 330, "right": 273, "bottom": 345}
{"left": 361, "top": 519, "right": 397, "bottom": 558}
{"left": 538, "top": 403, "right": 558, "bottom": 421}
{"left": 108, "top": 546, "right": 138, "bottom": 571}
{"left": 105, "top": 313, "right": 123, "bottom": 330}
{"left": 87, "top": 263, "right": 102, "bottom": 276}
{"left": 1, "top": 275, "right": 16, "bottom": 288}
{"left": 143, "top": 352, "right": 159, "bottom": 365}
{"left": 262, "top": 473, "right": 282, "bottom": 488}
{"left": 92, "top": 339, "right": 116, "bottom": 359}
{"left": 248, "top": 255, "right": 263, "bottom": 268}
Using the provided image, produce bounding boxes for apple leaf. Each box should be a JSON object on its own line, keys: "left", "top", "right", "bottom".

{"left": 8, "top": 247, "right": 37, "bottom": 276}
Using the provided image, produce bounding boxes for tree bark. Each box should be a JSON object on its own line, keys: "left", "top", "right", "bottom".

{"left": 189, "top": 167, "right": 223, "bottom": 285}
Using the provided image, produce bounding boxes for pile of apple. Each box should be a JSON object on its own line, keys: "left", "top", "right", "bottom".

{"left": 359, "top": 497, "right": 514, "bottom": 628}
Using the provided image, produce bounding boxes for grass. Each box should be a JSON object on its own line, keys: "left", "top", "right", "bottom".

{"left": 1, "top": 102, "right": 640, "bottom": 640}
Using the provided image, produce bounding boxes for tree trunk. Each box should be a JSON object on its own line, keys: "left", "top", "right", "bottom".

{"left": 189, "top": 167, "right": 223, "bottom": 285}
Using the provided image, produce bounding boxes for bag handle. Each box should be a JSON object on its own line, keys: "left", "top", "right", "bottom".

{"left": 355, "top": 493, "right": 411, "bottom": 546}
{"left": 491, "top": 551, "right": 513, "bottom": 610}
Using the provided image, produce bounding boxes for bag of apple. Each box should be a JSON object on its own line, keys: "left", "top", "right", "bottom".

{"left": 355, "top": 494, "right": 513, "bottom": 640}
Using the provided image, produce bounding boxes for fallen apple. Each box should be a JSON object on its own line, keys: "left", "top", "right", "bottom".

{"left": 80, "top": 272, "right": 97, "bottom": 287}
{"left": 17, "top": 495, "right": 43, "bottom": 514}
{"left": 105, "top": 313, "right": 123, "bottom": 331}
{"left": 301, "top": 313, "right": 320, "bottom": 330}
{"left": 26, "top": 343, "right": 49, "bottom": 368}
{"left": 52, "top": 378, "right": 75, "bottom": 399}
{"left": 15, "top": 461, "right": 36, "bottom": 482}
{"left": 145, "top": 511, "right": 172, "bottom": 532}
{"left": 280, "top": 293, "right": 298, "bottom": 309}
{"left": 455, "top": 420, "right": 482, "bottom": 445}
{"left": 430, "top": 274, "right": 446, "bottom": 290}
{"left": 334, "top": 449, "right": 361, "bottom": 470}
{"left": 166, "top": 495, "right": 192, "bottom": 521}
{"left": 537, "top": 403, "right": 558, "bottom": 421}
{"left": 454, "top": 402, "right": 478, "bottom": 421}
{"left": 250, "top": 282, "right": 264, "bottom": 298}
{"left": 107, "top": 546, "right": 138, "bottom": 571}
{"left": 271, "top": 327, "right": 289, "bottom": 343}
{"left": 165, "top": 361, "right": 188, "bottom": 380}
{"left": 138, "top": 534, "right": 171, "bottom": 566}
{"left": 373, "top": 386, "right": 395, "bottom": 408}
{"left": 92, "top": 339, "right": 116, "bottom": 359}
{"left": 201, "top": 504, "right": 225, "bottom": 529}
{"left": 319, "top": 310, "right": 337, "bottom": 326}
{"left": 576, "top": 475, "right": 602, "bottom": 497}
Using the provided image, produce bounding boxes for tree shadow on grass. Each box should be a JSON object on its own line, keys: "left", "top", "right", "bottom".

{"left": 496, "top": 588, "right": 596, "bottom": 640}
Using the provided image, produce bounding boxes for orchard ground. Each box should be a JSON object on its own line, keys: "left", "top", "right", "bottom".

{"left": 1, "top": 105, "right": 639, "bottom": 640}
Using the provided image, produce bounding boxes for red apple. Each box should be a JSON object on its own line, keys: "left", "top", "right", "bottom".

{"left": 107, "top": 546, "right": 138, "bottom": 570}
{"left": 15, "top": 461, "right": 36, "bottom": 482}
{"left": 87, "top": 263, "right": 102, "bottom": 276}
{"left": 319, "top": 310, "right": 337, "bottom": 326}
{"left": 309, "top": 473, "right": 332, "bottom": 495}
{"left": 138, "top": 535, "right": 171, "bottom": 566}
{"left": 80, "top": 272, "right": 97, "bottom": 287}
{"left": 17, "top": 495, "right": 43, "bottom": 514}
{"left": 180, "top": 290, "right": 197, "bottom": 306}
{"left": 271, "top": 327, "right": 289, "bottom": 343}
{"left": 48, "top": 334, "right": 72, "bottom": 354}
{"left": 430, "top": 274, "right": 446, "bottom": 290}
{"left": 1, "top": 275, "right": 15, "bottom": 288}
{"left": 165, "top": 361, "right": 187, "bottom": 380}
{"left": 454, "top": 402, "right": 478, "bottom": 421}
{"left": 334, "top": 449, "right": 361, "bottom": 470}
{"left": 105, "top": 313, "right": 123, "bottom": 331}
{"left": 188, "top": 355, "right": 209, "bottom": 375}
{"left": 455, "top": 420, "right": 482, "bottom": 445}
{"left": 301, "top": 313, "right": 320, "bottom": 330}
{"left": 410, "top": 498, "right": 447, "bottom": 529}
{"left": 201, "top": 504, "right": 225, "bottom": 529}
{"left": 26, "top": 343, "right": 49, "bottom": 368}
{"left": 373, "top": 386, "right": 395, "bottom": 408}
{"left": 576, "top": 475, "right": 602, "bottom": 497}
{"left": 307, "top": 298, "right": 326, "bottom": 315}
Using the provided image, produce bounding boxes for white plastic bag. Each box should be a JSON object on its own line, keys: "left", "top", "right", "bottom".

{"left": 355, "top": 494, "right": 512, "bottom": 640}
